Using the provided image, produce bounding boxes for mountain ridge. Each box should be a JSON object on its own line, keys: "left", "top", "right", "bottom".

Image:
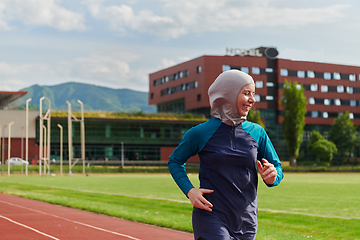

{"left": 11, "top": 82, "right": 156, "bottom": 113}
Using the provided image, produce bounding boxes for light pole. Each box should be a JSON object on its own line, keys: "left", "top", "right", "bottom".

{"left": 57, "top": 124, "right": 63, "bottom": 175}
{"left": 0, "top": 124, "right": 2, "bottom": 175}
{"left": 7, "top": 121, "right": 14, "bottom": 176}
{"left": 25, "top": 98, "right": 31, "bottom": 176}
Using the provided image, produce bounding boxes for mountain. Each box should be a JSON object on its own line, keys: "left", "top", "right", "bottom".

{"left": 11, "top": 82, "right": 156, "bottom": 113}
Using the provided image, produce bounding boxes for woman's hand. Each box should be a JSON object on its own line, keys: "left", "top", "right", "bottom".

{"left": 187, "top": 188, "right": 214, "bottom": 212}
{"left": 257, "top": 158, "right": 277, "bottom": 185}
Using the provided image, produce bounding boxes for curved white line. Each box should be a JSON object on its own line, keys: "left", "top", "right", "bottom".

{"left": 0, "top": 215, "right": 60, "bottom": 240}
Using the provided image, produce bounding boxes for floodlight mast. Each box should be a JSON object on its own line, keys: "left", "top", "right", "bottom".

{"left": 39, "top": 97, "right": 51, "bottom": 176}
{"left": 25, "top": 98, "right": 32, "bottom": 176}
{"left": 57, "top": 124, "right": 63, "bottom": 175}
{"left": 7, "top": 121, "right": 14, "bottom": 176}
{"left": 66, "top": 100, "right": 86, "bottom": 176}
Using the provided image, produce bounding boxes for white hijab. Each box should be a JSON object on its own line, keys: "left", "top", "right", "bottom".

{"left": 208, "top": 70, "right": 255, "bottom": 126}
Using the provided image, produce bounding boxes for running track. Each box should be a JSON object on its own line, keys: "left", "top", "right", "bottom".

{"left": 0, "top": 193, "right": 193, "bottom": 240}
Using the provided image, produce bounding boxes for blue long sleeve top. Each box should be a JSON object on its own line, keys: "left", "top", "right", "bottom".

{"left": 168, "top": 117, "right": 283, "bottom": 239}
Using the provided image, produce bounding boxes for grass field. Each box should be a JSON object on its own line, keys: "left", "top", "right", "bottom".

{"left": 0, "top": 173, "right": 359, "bottom": 239}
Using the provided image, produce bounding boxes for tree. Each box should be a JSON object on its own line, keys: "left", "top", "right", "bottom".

{"left": 247, "top": 108, "right": 265, "bottom": 129}
{"left": 329, "top": 112, "right": 357, "bottom": 158}
{"left": 307, "top": 130, "right": 337, "bottom": 164}
{"left": 280, "top": 80, "right": 307, "bottom": 165}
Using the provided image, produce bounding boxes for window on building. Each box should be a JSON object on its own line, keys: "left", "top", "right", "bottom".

{"left": 267, "top": 82, "right": 274, "bottom": 87}
{"left": 297, "top": 71, "right": 305, "bottom": 78}
{"left": 255, "top": 81, "right": 263, "bottom": 88}
{"left": 323, "top": 112, "right": 329, "bottom": 119}
{"left": 265, "top": 96, "right": 274, "bottom": 100}
{"left": 321, "top": 85, "right": 328, "bottom": 92}
{"left": 252, "top": 67, "right": 260, "bottom": 74}
{"left": 303, "top": 131, "right": 312, "bottom": 141}
{"left": 150, "top": 93, "right": 154, "bottom": 99}
{"left": 197, "top": 94, "right": 201, "bottom": 102}
{"left": 334, "top": 99, "right": 341, "bottom": 106}
{"left": 254, "top": 95, "right": 260, "bottom": 102}
{"left": 349, "top": 113, "right": 354, "bottom": 119}
{"left": 324, "top": 72, "right": 331, "bottom": 80}
{"left": 324, "top": 99, "right": 331, "bottom": 105}
{"left": 197, "top": 66, "right": 202, "bottom": 73}
{"left": 179, "top": 71, "right": 184, "bottom": 78}
{"left": 222, "top": 65, "right": 230, "bottom": 71}
{"left": 309, "top": 97, "right": 315, "bottom": 104}
{"left": 310, "top": 84, "right": 318, "bottom": 91}
{"left": 333, "top": 72, "right": 341, "bottom": 80}
{"left": 241, "top": 67, "right": 249, "bottom": 74}
{"left": 311, "top": 111, "right": 319, "bottom": 118}
{"left": 265, "top": 68, "right": 273, "bottom": 73}
{"left": 349, "top": 74, "right": 356, "bottom": 81}
{"left": 337, "top": 85, "right": 344, "bottom": 93}
{"left": 280, "top": 69, "right": 288, "bottom": 76}
{"left": 296, "top": 84, "right": 302, "bottom": 90}
{"left": 347, "top": 86, "right": 354, "bottom": 94}
{"left": 307, "top": 71, "right": 315, "bottom": 78}
{"left": 194, "top": 81, "right": 198, "bottom": 88}
{"left": 350, "top": 100, "right": 357, "bottom": 107}
{"left": 165, "top": 76, "right": 169, "bottom": 82}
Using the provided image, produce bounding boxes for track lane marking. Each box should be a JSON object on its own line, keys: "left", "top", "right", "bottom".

{"left": 0, "top": 199, "right": 141, "bottom": 240}
{"left": 0, "top": 215, "right": 60, "bottom": 240}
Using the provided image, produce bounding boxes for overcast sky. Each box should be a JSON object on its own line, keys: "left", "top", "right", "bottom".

{"left": 1, "top": 0, "right": 360, "bottom": 92}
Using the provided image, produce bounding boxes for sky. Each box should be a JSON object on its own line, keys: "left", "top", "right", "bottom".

{"left": 1, "top": 0, "right": 360, "bottom": 93}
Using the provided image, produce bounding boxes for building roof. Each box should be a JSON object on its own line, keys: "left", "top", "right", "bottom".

{"left": 0, "top": 91, "right": 27, "bottom": 108}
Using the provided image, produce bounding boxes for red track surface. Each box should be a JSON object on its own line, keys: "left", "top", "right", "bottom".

{"left": 0, "top": 193, "right": 193, "bottom": 240}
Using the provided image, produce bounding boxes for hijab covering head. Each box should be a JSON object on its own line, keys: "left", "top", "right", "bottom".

{"left": 208, "top": 70, "right": 255, "bottom": 126}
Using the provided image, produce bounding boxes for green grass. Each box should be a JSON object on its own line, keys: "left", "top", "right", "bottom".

{"left": 0, "top": 173, "right": 359, "bottom": 239}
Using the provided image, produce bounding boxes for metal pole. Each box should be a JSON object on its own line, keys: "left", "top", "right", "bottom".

{"left": 78, "top": 100, "right": 85, "bottom": 175}
{"left": 7, "top": 121, "right": 14, "bottom": 176}
{"left": 46, "top": 99, "right": 51, "bottom": 175}
{"left": 66, "top": 101, "right": 72, "bottom": 175}
{"left": 39, "top": 97, "right": 45, "bottom": 176}
{"left": 57, "top": 124, "right": 63, "bottom": 176}
{"left": 25, "top": 98, "right": 31, "bottom": 176}
{"left": 21, "top": 126, "right": 24, "bottom": 174}
{"left": 121, "top": 142, "right": 124, "bottom": 169}
{"left": 2, "top": 125, "right": 5, "bottom": 176}
{"left": 43, "top": 126, "right": 47, "bottom": 175}
{"left": 0, "top": 124, "right": 2, "bottom": 175}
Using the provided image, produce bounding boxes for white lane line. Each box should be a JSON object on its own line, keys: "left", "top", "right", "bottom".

{"left": 0, "top": 199, "right": 141, "bottom": 240}
{"left": 0, "top": 215, "right": 60, "bottom": 240}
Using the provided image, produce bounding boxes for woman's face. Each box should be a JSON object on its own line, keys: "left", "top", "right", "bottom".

{"left": 237, "top": 83, "right": 256, "bottom": 116}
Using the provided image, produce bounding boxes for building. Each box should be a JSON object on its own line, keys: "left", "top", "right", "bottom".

{"left": 149, "top": 47, "right": 360, "bottom": 160}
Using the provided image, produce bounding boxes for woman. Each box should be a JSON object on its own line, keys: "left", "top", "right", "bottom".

{"left": 168, "top": 70, "right": 283, "bottom": 240}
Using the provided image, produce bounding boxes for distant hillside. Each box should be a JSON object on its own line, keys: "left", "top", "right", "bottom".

{"left": 11, "top": 82, "right": 156, "bottom": 113}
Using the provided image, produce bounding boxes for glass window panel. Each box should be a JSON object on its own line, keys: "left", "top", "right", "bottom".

{"left": 254, "top": 94, "right": 260, "bottom": 102}
{"left": 255, "top": 81, "right": 263, "bottom": 88}
{"left": 296, "top": 84, "right": 302, "bottom": 90}
{"left": 347, "top": 87, "right": 353, "bottom": 94}
{"left": 333, "top": 72, "right": 341, "bottom": 80}
{"left": 324, "top": 99, "right": 331, "bottom": 105}
{"left": 349, "top": 74, "right": 356, "bottom": 81}
{"left": 266, "top": 96, "right": 274, "bottom": 100}
{"left": 280, "top": 69, "right": 288, "bottom": 76}
{"left": 307, "top": 71, "right": 315, "bottom": 78}
{"left": 265, "top": 68, "right": 273, "bottom": 73}
{"left": 309, "top": 97, "right": 315, "bottom": 104}
{"left": 252, "top": 67, "right": 260, "bottom": 74}
{"left": 335, "top": 99, "right": 341, "bottom": 106}
{"left": 241, "top": 67, "right": 249, "bottom": 73}
{"left": 222, "top": 65, "right": 230, "bottom": 71}
{"left": 349, "top": 113, "right": 354, "bottom": 119}
{"left": 266, "top": 82, "right": 274, "bottom": 87}
{"left": 324, "top": 72, "right": 331, "bottom": 80}
{"left": 310, "top": 84, "right": 318, "bottom": 91}
{"left": 337, "top": 85, "right": 344, "bottom": 93}
{"left": 323, "top": 112, "right": 328, "bottom": 118}
{"left": 321, "top": 85, "right": 328, "bottom": 92}
{"left": 350, "top": 100, "right": 356, "bottom": 107}
{"left": 311, "top": 111, "right": 318, "bottom": 117}
{"left": 297, "top": 71, "right": 305, "bottom": 78}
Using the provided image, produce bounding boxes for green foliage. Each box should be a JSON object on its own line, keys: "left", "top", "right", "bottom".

{"left": 280, "top": 80, "right": 307, "bottom": 161}
{"left": 247, "top": 108, "right": 265, "bottom": 129}
{"left": 329, "top": 112, "right": 358, "bottom": 157}
{"left": 307, "top": 130, "right": 337, "bottom": 163}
